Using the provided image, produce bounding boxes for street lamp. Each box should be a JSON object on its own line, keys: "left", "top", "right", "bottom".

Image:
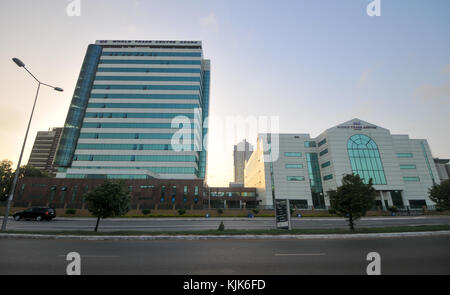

{"left": 1, "top": 58, "right": 63, "bottom": 231}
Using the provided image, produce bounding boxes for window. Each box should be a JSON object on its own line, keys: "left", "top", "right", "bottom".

{"left": 347, "top": 134, "right": 387, "bottom": 185}
{"left": 323, "top": 174, "right": 333, "bottom": 181}
{"left": 403, "top": 177, "right": 420, "bottom": 182}
{"left": 397, "top": 153, "right": 413, "bottom": 158}
{"left": 285, "top": 164, "right": 303, "bottom": 169}
{"left": 321, "top": 161, "right": 331, "bottom": 168}
{"left": 318, "top": 138, "right": 327, "bottom": 147}
{"left": 304, "top": 141, "right": 316, "bottom": 147}
{"left": 285, "top": 152, "right": 302, "bottom": 157}
{"left": 400, "top": 165, "right": 416, "bottom": 169}
{"left": 172, "top": 186, "right": 177, "bottom": 198}
{"left": 319, "top": 149, "right": 328, "bottom": 157}
{"left": 287, "top": 176, "right": 305, "bottom": 181}
{"left": 194, "top": 186, "right": 199, "bottom": 197}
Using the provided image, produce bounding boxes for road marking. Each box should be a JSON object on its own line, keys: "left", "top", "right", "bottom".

{"left": 275, "top": 253, "right": 326, "bottom": 256}
{"left": 58, "top": 254, "right": 120, "bottom": 258}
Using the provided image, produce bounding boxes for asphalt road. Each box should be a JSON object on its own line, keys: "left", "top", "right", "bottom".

{"left": 1, "top": 235, "right": 449, "bottom": 274}
{"left": 3, "top": 215, "right": 450, "bottom": 232}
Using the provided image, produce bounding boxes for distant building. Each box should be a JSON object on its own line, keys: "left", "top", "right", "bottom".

{"left": 27, "top": 127, "right": 63, "bottom": 175}
{"left": 233, "top": 139, "right": 253, "bottom": 185}
{"left": 434, "top": 158, "right": 450, "bottom": 182}
{"left": 245, "top": 118, "right": 441, "bottom": 210}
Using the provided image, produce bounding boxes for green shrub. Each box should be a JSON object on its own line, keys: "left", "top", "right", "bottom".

{"left": 217, "top": 208, "right": 223, "bottom": 215}
{"left": 65, "top": 208, "right": 76, "bottom": 215}
{"left": 178, "top": 209, "right": 186, "bottom": 215}
{"left": 142, "top": 209, "right": 151, "bottom": 215}
{"left": 218, "top": 221, "right": 225, "bottom": 231}
{"left": 328, "top": 208, "right": 337, "bottom": 214}
{"left": 252, "top": 209, "right": 260, "bottom": 215}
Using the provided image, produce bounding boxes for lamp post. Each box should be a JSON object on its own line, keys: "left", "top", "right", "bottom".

{"left": 1, "top": 58, "right": 63, "bottom": 231}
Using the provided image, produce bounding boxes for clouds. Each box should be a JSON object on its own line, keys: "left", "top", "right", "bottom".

{"left": 415, "top": 81, "right": 450, "bottom": 101}
{"left": 199, "top": 12, "right": 219, "bottom": 33}
{"left": 414, "top": 63, "right": 450, "bottom": 101}
{"left": 442, "top": 64, "right": 450, "bottom": 74}
{"left": 358, "top": 63, "right": 382, "bottom": 89}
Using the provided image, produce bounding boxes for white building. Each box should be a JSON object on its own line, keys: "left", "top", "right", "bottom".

{"left": 245, "top": 119, "right": 440, "bottom": 210}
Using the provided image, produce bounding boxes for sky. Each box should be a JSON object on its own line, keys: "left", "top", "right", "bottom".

{"left": 0, "top": 0, "right": 449, "bottom": 186}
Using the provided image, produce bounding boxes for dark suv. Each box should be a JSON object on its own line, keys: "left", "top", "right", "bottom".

{"left": 13, "top": 207, "right": 56, "bottom": 221}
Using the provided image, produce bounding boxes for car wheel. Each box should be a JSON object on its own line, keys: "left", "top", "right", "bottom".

{"left": 36, "top": 216, "right": 42, "bottom": 221}
{"left": 14, "top": 215, "right": 21, "bottom": 221}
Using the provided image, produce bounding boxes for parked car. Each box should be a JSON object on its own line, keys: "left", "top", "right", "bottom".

{"left": 13, "top": 207, "right": 56, "bottom": 221}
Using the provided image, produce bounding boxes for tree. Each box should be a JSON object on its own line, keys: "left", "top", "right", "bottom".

{"left": 0, "top": 161, "right": 49, "bottom": 202}
{"left": 429, "top": 180, "right": 450, "bottom": 210}
{"left": 84, "top": 180, "right": 131, "bottom": 232}
{"left": 18, "top": 165, "right": 50, "bottom": 178}
{"left": 0, "top": 160, "right": 13, "bottom": 202}
{"left": 330, "top": 174, "right": 376, "bottom": 231}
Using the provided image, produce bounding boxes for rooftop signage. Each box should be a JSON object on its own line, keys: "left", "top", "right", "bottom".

{"left": 337, "top": 121, "right": 377, "bottom": 130}
{"left": 95, "top": 40, "right": 201, "bottom": 45}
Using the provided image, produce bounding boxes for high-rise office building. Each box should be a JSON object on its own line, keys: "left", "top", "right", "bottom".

{"left": 27, "top": 127, "right": 63, "bottom": 175}
{"left": 233, "top": 139, "right": 253, "bottom": 185}
{"left": 54, "top": 40, "right": 210, "bottom": 180}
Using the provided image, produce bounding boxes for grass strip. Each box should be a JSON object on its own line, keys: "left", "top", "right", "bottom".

{"left": 3, "top": 224, "right": 450, "bottom": 236}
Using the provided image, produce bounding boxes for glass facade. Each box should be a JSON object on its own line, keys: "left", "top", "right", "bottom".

{"left": 55, "top": 44, "right": 102, "bottom": 167}
{"left": 55, "top": 41, "right": 210, "bottom": 180}
{"left": 306, "top": 153, "right": 325, "bottom": 209}
{"left": 347, "top": 134, "right": 387, "bottom": 185}
{"left": 421, "top": 142, "right": 435, "bottom": 184}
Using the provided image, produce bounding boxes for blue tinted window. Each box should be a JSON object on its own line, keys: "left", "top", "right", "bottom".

{"left": 285, "top": 164, "right": 303, "bottom": 169}
{"left": 287, "top": 176, "right": 305, "bottom": 181}
{"left": 285, "top": 152, "right": 302, "bottom": 157}
{"left": 318, "top": 138, "right": 327, "bottom": 147}
{"left": 99, "top": 59, "right": 201, "bottom": 65}
{"left": 321, "top": 161, "right": 331, "bottom": 168}
{"left": 347, "top": 134, "right": 386, "bottom": 185}
{"left": 90, "top": 93, "right": 199, "bottom": 99}
{"left": 95, "top": 76, "right": 200, "bottom": 82}
{"left": 323, "top": 174, "right": 333, "bottom": 181}
{"left": 319, "top": 149, "right": 328, "bottom": 156}
{"left": 403, "top": 177, "right": 420, "bottom": 182}
{"left": 92, "top": 85, "right": 200, "bottom": 91}
{"left": 97, "top": 67, "right": 201, "bottom": 73}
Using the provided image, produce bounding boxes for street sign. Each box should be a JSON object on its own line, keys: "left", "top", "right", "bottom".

{"left": 275, "top": 199, "right": 291, "bottom": 230}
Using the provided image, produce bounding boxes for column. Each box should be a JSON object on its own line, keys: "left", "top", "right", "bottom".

{"left": 379, "top": 191, "right": 387, "bottom": 211}
{"left": 401, "top": 190, "right": 410, "bottom": 209}
{"left": 386, "top": 191, "right": 393, "bottom": 207}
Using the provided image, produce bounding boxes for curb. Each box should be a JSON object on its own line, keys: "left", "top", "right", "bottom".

{"left": 1, "top": 231, "right": 450, "bottom": 241}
